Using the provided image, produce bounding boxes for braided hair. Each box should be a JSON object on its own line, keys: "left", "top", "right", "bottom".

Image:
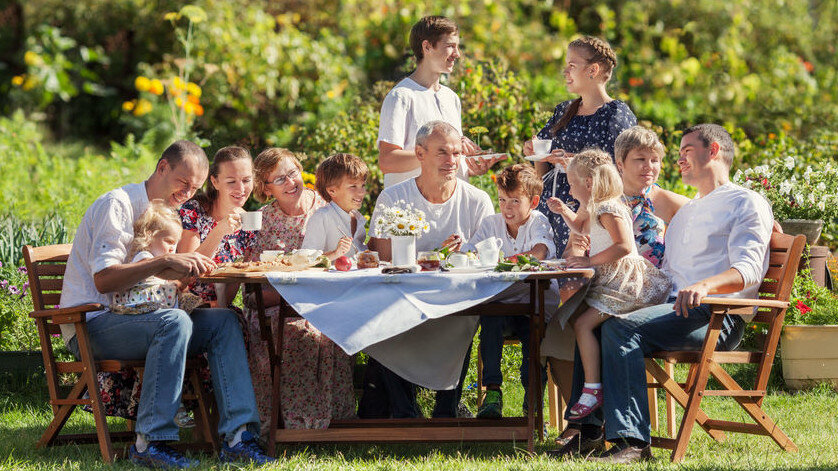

{"left": 548, "top": 36, "right": 618, "bottom": 136}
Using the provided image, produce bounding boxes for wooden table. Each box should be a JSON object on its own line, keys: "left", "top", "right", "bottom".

{"left": 202, "top": 268, "right": 593, "bottom": 454}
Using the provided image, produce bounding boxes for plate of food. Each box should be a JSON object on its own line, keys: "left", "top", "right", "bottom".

{"left": 494, "top": 254, "right": 544, "bottom": 272}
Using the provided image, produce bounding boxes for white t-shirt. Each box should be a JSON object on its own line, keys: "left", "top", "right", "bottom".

{"left": 59, "top": 182, "right": 150, "bottom": 341}
{"left": 377, "top": 77, "right": 469, "bottom": 187}
{"left": 663, "top": 182, "right": 773, "bottom": 300}
{"left": 466, "top": 212, "right": 556, "bottom": 259}
{"left": 370, "top": 178, "right": 494, "bottom": 252}
{"left": 301, "top": 201, "right": 368, "bottom": 258}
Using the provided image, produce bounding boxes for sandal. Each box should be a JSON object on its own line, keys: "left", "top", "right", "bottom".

{"left": 568, "top": 387, "right": 603, "bottom": 419}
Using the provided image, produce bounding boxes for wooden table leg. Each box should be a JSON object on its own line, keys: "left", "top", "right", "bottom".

{"left": 527, "top": 281, "right": 537, "bottom": 453}
{"left": 535, "top": 280, "right": 545, "bottom": 442}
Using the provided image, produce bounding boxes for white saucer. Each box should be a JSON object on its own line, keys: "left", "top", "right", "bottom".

{"left": 468, "top": 152, "right": 507, "bottom": 161}
{"left": 524, "top": 153, "right": 551, "bottom": 161}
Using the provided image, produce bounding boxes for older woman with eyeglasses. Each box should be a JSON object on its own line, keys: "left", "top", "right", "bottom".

{"left": 243, "top": 148, "right": 356, "bottom": 436}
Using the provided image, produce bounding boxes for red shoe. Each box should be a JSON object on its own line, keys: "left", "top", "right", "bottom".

{"left": 568, "top": 387, "right": 603, "bottom": 419}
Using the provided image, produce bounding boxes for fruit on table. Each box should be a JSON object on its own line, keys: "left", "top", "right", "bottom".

{"left": 334, "top": 256, "right": 352, "bottom": 271}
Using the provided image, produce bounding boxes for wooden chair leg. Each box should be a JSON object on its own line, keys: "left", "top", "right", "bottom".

{"left": 38, "top": 380, "right": 86, "bottom": 448}
{"left": 189, "top": 370, "right": 219, "bottom": 452}
{"left": 548, "top": 358, "right": 573, "bottom": 432}
{"left": 476, "top": 348, "right": 485, "bottom": 407}
{"left": 546, "top": 364, "right": 561, "bottom": 431}
{"left": 75, "top": 327, "right": 116, "bottom": 464}
{"left": 665, "top": 360, "right": 677, "bottom": 437}
{"left": 647, "top": 369, "right": 659, "bottom": 431}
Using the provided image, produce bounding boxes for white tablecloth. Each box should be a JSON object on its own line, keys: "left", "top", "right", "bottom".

{"left": 266, "top": 269, "right": 584, "bottom": 390}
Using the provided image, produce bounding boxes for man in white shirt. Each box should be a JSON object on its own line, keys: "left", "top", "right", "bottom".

{"left": 368, "top": 120, "right": 494, "bottom": 418}
{"left": 377, "top": 16, "right": 501, "bottom": 188}
{"left": 61, "top": 141, "right": 273, "bottom": 468}
{"left": 551, "top": 124, "right": 774, "bottom": 463}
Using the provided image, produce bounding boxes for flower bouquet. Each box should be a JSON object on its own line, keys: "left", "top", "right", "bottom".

{"left": 374, "top": 201, "right": 430, "bottom": 266}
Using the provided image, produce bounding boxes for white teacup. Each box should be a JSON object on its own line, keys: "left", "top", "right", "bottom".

{"left": 447, "top": 252, "right": 469, "bottom": 268}
{"left": 532, "top": 138, "right": 552, "bottom": 155}
{"left": 475, "top": 237, "right": 503, "bottom": 267}
{"left": 261, "top": 250, "right": 283, "bottom": 262}
{"left": 241, "top": 211, "right": 262, "bottom": 231}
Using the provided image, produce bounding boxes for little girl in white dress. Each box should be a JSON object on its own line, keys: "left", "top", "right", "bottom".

{"left": 110, "top": 200, "right": 205, "bottom": 315}
{"left": 548, "top": 149, "right": 671, "bottom": 419}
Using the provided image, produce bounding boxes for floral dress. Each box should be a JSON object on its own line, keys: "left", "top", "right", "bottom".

{"left": 623, "top": 185, "right": 667, "bottom": 268}
{"left": 535, "top": 99, "right": 636, "bottom": 255}
{"left": 178, "top": 199, "right": 257, "bottom": 302}
{"left": 244, "top": 190, "right": 356, "bottom": 434}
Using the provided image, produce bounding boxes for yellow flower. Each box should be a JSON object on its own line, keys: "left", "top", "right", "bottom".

{"left": 149, "top": 79, "right": 164, "bottom": 95}
{"left": 134, "top": 76, "right": 151, "bottom": 92}
{"left": 175, "top": 96, "right": 185, "bottom": 108}
{"left": 183, "top": 101, "right": 196, "bottom": 115}
{"left": 163, "top": 11, "right": 180, "bottom": 21}
{"left": 122, "top": 100, "right": 135, "bottom": 112}
{"left": 133, "top": 99, "right": 152, "bottom": 116}
{"left": 24, "top": 51, "right": 42, "bottom": 66}
{"left": 186, "top": 82, "right": 201, "bottom": 98}
{"left": 172, "top": 77, "right": 186, "bottom": 91}
{"left": 22, "top": 75, "right": 37, "bottom": 91}
{"left": 11, "top": 75, "right": 24, "bottom": 86}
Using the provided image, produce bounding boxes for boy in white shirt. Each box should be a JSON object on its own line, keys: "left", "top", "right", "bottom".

{"left": 467, "top": 164, "right": 555, "bottom": 419}
{"left": 302, "top": 153, "right": 369, "bottom": 260}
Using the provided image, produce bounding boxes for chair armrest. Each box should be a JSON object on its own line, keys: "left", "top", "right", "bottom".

{"left": 701, "top": 296, "right": 788, "bottom": 311}
{"left": 30, "top": 303, "right": 104, "bottom": 322}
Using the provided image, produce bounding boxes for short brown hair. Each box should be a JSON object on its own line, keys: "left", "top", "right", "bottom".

{"left": 495, "top": 164, "right": 543, "bottom": 199}
{"left": 614, "top": 126, "right": 665, "bottom": 163}
{"left": 253, "top": 147, "right": 303, "bottom": 203}
{"left": 157, "top": 140, "right": 208, "bottom": 172}
{"left": 683, "top": 124, "right": 735, "bottom": 168}
{"left": 315, "top": 153, "right": 369, "bottom": 202}
{"left": 409, "top": 16, "right": 458, "bottom": 61}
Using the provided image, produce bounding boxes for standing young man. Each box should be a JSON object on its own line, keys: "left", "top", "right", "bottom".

{"left": 377, "top": 16, "right": 501, "bottom": 188}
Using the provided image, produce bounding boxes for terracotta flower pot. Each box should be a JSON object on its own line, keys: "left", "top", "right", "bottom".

{"left": 781, "top": 325, "right": 838, "bottom": 391}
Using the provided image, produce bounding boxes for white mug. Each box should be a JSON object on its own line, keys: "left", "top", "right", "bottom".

{"left": 240, "top": 211, "right": 262, "bottom": 231}
{"left": 447, "top": 252, "right": 469, "bottom": 268}
{"left": 532, "top": 138, "right": 552, "bottom": 155}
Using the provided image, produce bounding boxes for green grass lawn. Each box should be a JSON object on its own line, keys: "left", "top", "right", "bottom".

{"left": 2, "top": 364, "right": 837, "bottom": 471}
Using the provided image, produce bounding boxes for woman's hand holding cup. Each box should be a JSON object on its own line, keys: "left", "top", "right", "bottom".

{"left": 544, "top": 149, "right": 572, "bottom": 170}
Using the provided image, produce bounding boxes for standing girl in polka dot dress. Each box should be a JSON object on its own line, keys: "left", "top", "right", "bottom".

{"left": 523, "top": 36, "right": 637, "bottom": 255}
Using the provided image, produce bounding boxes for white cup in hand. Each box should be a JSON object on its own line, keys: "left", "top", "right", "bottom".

{"left": 532, "top": 139, "right": 552, "bottom": 155}
{"left": 240, "top": 211, "right": 262, "bottom": 231}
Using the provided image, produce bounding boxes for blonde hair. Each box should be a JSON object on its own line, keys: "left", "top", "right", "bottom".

{"left": 614, "top": 126, "right": 665, "bottom": 163}
{"left": 129, "top": 200, "right": 182, "bottom": 259}
{"left": 315, "top": 153, "right": 369, "bottom": 202}
{"left": 253, "top": 147, "right": 303, "bottom": 203}
{"left": 567, "top": 148, "right": 623, "bottom": 214}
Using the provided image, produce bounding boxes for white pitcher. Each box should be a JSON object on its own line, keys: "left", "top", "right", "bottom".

{"left": 474, "top": 236, "right": 503, "bottom": 267}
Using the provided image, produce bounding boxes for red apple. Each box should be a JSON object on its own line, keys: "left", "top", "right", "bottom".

{"left": 334, "top": 256, "right": 352, "bottom": 271}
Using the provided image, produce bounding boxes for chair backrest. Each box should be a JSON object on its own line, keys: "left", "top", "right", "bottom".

{"left": 23, "top": 244, "right": 73, "bottom": 336}
{"left": 752, "top": 232, "right": 806, "bottom": 323}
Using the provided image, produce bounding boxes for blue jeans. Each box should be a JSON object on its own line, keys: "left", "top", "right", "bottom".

{"left": 565, "top": 302, "right": 745, "bottom": 444}
{"left": 479, "top": 315, "right": 546, "bottom": 410}
{"left": 68, "top": 308, "right": 260, "bottom": 442}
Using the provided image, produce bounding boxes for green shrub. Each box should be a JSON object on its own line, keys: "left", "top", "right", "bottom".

{"left": 0, "top": 262, "right": 39, "bottom": 351}
{"left": 785, "top": 266, "right": 838, "bottom": 326}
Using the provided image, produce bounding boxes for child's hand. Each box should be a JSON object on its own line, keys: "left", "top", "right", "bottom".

{"left": 565, "top": 255, "right": 591, "bottom": 268}
{"left": 547, "top": 197, "right": 571, "bottom": 216}
{"left": 334, "top": 236, "right": 353, "bottom": 257}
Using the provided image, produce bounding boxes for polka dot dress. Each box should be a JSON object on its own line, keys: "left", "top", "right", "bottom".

{"left": 535, "top": 99, "right": 637, "bottom": 255}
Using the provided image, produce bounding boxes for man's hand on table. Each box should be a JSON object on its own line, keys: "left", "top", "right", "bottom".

{"left": 159, "top": 252, "right": 216, "bottom": 280}
{"left": 674, "top": 282, "right": 709, "bottom": 318}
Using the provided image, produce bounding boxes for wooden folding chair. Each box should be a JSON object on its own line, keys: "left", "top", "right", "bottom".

{"left": 644, "top": 232, "right": 805, "bottom": 462}
{"left": 23, "top": 244, "right": 218, "bottom": 463}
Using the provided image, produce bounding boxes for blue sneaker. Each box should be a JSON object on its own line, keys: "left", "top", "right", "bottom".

{"left": 219, "top": 431, "right": 275, "bottom": 465}
{"left": 128, "top": 442, "right": 199, "bottom": 469}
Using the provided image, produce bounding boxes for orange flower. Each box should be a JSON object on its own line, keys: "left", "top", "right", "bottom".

{"left": 490, "top": 174, "right": 497, "bottom": 183}
{"left": 768, "top": 133, "right": 776, "bottom": 140}
{"left": 628, "top": 77, "right": 644, "bottom": 87}
{"left": 187, "top": 94, "right": 200, "bottom": 105}
{"left": 149, "top": 79, "right": 164, "bottom": 95}
{"left": 194, "top": 104, "right": 204, "bottom": 116}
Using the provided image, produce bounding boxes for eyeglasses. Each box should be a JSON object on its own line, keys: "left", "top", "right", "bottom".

{"left": 267, "top": 169, "right": 300, "bottom": 186}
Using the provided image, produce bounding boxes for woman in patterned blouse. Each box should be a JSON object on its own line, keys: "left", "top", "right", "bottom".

{"left": 522, "top": 36, "right": 637, "bottom": 255}
{"left": 177, "top": 146, "right": 257, "bottom": 305}
{"left": 614, "top": 126, "right": 689, "bottom": 268}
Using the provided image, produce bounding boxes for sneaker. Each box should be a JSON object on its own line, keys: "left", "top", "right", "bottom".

{"left": 129, "top": 442, "right": 199, "bottom": 469}
{"left": 476, "top": 389, "right": 503, "bottom": 419}
{"left": 219, "top": 431, "right": 276, "bottom": 465}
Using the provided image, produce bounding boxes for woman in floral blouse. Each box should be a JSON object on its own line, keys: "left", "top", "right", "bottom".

{"left": 245, "top": 147, "right": 355, "bottom": 434}
{"left": 178, "top": 145, "right": 257, "bottom": 305}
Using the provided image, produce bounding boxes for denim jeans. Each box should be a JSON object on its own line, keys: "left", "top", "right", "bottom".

{"left": 565, "top": 302, "right": 745, "bottom": 444}
{"left": 380, "top": 342, "right": 472, "bottom": 418}
{"left": 68, "top": 308, "right": 260, "bottom": 442}
{"left": 479, "top": 315, "right": 546, "bottom": 411}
